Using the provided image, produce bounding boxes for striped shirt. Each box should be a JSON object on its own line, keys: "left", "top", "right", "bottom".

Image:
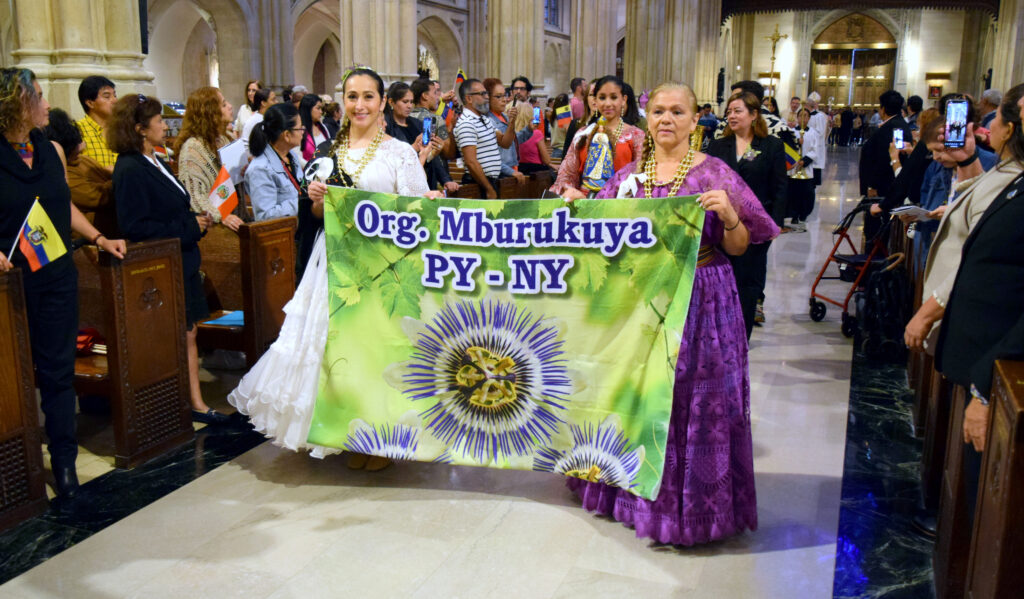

{"left": 77, "top": 115, "right": 118, "bottom": 169}
{"left": 453, "top": 111, "right": 502, "bottom": 178}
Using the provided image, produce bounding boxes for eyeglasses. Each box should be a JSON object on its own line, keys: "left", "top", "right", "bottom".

{"left": 467, "top": 91, "right": 489, "bottom": 98}
{"left": 511, "top": 87, "right": 527, "bottom": 92}
{"left": 289, "top": 126, "right": 306, "bottom": 132}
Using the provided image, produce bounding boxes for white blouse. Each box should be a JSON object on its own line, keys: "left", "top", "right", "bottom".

{"left": 339, "top": 137, "right": 430, "bottom": 196}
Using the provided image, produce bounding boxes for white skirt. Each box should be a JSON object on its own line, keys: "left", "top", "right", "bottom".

{"left": 227, "top": 233, "right": 339, "bottom": 458}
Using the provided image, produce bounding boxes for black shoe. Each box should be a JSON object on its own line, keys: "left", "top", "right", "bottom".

{"left": 911, "top": 513, "right": 937, "bottom": 538}
{"left": 53, "top": 463, "right": 80, "bottom": 499}
{"left": 192, "top": 409, "right": 231, "bottom": 425}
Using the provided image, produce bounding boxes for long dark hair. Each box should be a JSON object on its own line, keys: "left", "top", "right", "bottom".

{"left": 997, "top": 83, "right": 1024, "bottom": 165}
{"left": 252, "top": 88, "right": 272, "bottom": 113}
{"left": 576, "top": 75, "right": 627, "bottom": 152}
{"left": 298, "top": 94, "right": 323, "bottom": 149}
{"left": 250, "top": 102, "right": 298, "bottom": 157}
{"left": 622, "top": 83, "right": 642, "bottom": 127}
{"left": 331, "top": 68, "right": 386, "bottom": 154}
{"left": 245, "top": 79, "right": 264, "bottom": 111}
{"left": 384, "top": 81, "right": 411, "bottom": 119}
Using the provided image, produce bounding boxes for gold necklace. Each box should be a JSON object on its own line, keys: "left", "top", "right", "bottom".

{"left": 334, "top": 126, "right": 386, "bottom": 185}
{"left": 644, "top": 144, "right": 696, "bottom": 198}
{"left": 607, "top": 117, "right": 624, "bottom": 148}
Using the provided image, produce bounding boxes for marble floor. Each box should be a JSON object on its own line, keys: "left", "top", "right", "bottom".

{"left": 3, "top": 149, "right": 888, "bottom": 598}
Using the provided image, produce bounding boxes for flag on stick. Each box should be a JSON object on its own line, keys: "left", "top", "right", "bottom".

{"left": 11, "top": 198, "right": 67, "bottom": 271}
{"left": 207, "top": 165, "right": 239, "bottom": 220}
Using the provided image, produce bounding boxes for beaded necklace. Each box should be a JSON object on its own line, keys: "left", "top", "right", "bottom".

{"left": 11, "top": 140, "right": 33, "bottom": 161}
{"left": 643, "top": 144, "right": 696, "bottom": 198}
{"left": 606, "top": 117, "right": 625, "bottom": 149}
{"left": 334, "top": 126, "right": 386, "bottom": 186}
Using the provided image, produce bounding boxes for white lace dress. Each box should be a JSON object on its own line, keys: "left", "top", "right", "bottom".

{"left": 228, "top": 138, "right": 430, "bottom": 457}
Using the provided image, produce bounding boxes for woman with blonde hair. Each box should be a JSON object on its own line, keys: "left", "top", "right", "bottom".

{"left": 567, "top": 82, "right": 779, "bottom": 546}
{"left": 174, "top": 86, "right": 244, "bottom": 231}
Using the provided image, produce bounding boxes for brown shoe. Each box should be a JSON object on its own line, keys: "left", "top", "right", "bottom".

{"left": 365, "top": 456, "right": 393, "bottom": 472}
{"left": 346, "top": 452, "right": 370, "bottom": 470}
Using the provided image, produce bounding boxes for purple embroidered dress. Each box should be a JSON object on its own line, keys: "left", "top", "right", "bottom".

{"left": 567, "top": 156, "right": 780, "bottom": 545}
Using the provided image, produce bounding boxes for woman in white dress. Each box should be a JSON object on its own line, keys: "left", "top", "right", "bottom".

{"left": 228, "top": 68, "right": 441, "bottom": 471}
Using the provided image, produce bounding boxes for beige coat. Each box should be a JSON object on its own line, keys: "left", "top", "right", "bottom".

{"left": 921, "top": 158, "right": 1023, "bottom": 347}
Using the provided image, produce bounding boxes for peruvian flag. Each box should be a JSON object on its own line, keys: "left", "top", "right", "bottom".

{"left": 207, "top": 165, "right": 238, "bottom": 220}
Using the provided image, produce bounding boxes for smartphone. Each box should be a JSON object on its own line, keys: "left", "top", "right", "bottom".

{"left": 944, "top": 99, "right": 968, "bottom": 149}
{"left": 532, "top": 107, "right": 541, "bottom": 125}
{"left": 893, "top": 128, "right": 904, "bottom": 150}
{"left": 422, "top": 117, "right": 432, "bottom": 145}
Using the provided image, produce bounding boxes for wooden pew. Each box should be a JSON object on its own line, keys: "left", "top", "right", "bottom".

{"left": 74, "top": 239, "right": 194, "bottom": 469}
{"left": 529, "top": 169, "right": 556, "bottom": 198}
{"left": 964, "top": 360, "right": 1024, "bottom": 598}
{"left": 921, "top": 369, "right": 952, "bottom": 510}
{"left": 455, "top": 183, "right": 482, "bottom": 199}
{"left": 196, "top": 217, "right": 297, "bottom": 368}
{"left": 934, "top": 385, "right": 972, "bottom": 599}
{"left": 0, "top": 269, "right": 48, "bottom": 530}
{"left": 497, "top": 176, "right": 521, "bottom": 199}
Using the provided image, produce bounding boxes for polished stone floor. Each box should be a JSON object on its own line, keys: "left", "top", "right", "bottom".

{"left": 1, "top": 148, "right": 930, "bottom": 598}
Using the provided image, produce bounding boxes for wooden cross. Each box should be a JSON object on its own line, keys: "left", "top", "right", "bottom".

{"left": 765, "top": 24, "right": 788, "bottom": 99}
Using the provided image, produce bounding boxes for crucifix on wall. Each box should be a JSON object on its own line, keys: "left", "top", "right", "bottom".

{"left": 765, "top": 24, "right": 788, "bottom": 98}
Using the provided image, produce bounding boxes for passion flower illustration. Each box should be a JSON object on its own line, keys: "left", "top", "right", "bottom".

{"left": 533, "top": 415, "right": 645, "bottom": 489}
{"left": 345, "top": 411, "right": 452, "bottom": 463}
{"left": 390, "top": 298, "right": 572, "bottom": 461}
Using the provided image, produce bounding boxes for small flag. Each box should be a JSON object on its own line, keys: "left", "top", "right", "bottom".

{"left": 784, "top": 141, "right": 801, "bottom": 169}
{"left": 454, "top": 68, "right": 466, "bottom": 88}
{"left": 207, "top": 165, "right": 239, "bottom": 220}
{"left": 436, "top": 101, "right": 451, "bottom": 120}
{"left": 555, "top": 104, "right": 571, "bottom": 128}
{"left": 14, "top": 199, "right": 67, "bottom": 272}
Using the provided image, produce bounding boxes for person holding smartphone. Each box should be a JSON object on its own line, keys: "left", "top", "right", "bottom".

{"left": 860, "top": 90, "right": 913, "bottom": 239}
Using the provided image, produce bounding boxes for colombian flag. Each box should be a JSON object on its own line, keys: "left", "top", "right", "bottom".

{"left": 207, "top": 165, "right": 239, "bottom": 220}
{"left": 436, "top": 100, "right": 451, "bottom": 120}
{"left": 784, "top": 141, "right": 801, "bottom": 169}
{"left": 555, "top": 104, "right": 571, "bottom": 128}
{"left": 16, "top": 199, "right": 67, "bottom": 271}
{"left": 454, "top": 68, "right": 466, "bottom": 87}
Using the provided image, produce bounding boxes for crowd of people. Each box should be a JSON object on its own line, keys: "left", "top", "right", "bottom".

{"left": 1, "top": 62, "right": 1021, "bottom": 552}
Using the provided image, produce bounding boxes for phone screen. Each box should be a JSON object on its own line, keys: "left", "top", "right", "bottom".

{"left": 945, "top": 99, "right": 968, "bottom": 149}
{"left": 893, "top": 128, "right": 904, "bottom": 150}
{"left": 532, "top": 107, "right": 541, "bottom": 124}
{"left": 422, "top": 117, "right": 432, "bottom": 145}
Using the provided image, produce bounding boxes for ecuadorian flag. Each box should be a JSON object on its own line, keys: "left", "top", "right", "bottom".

{"left": 16, "top": 199, "right": 67, "bottom": 271}
{"left": 555, "top": 104, "right": 572, "bottom": 128}
{"left": 784, "top": 142, "right": 801, "bottom": 170}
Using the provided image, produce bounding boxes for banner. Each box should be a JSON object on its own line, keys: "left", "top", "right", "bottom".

{"left": 308, "top": 188, "right": 705, "bottom": 500}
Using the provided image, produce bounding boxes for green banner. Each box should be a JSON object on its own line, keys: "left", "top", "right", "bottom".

{"left": 308, "top": 188, "right": 704, "bottom": 500}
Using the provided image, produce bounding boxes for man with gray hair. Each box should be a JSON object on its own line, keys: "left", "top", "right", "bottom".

{"left": 979, "top": 88, "right": 1002, "bottom": 128}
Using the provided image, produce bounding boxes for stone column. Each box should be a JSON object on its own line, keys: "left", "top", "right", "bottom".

{"left": 465, "top": 0, "right": 488, "bottom": 81}
{"left": 624, "top": 0, "right": 722, "bottom": 101}
{"left": 338, "top": 0, "right": 419, "bottom": 87}
{"left": 957, "top": 11, "right": 996, "bottom": 98}
{"left": 9, "top": 0, "right": 55, "bottom": 77}
{"left": 569, "top": 0, "right": 618, "bottom": 80}
{"left": 12, "top": 0, "right": 153, "bottom": 118}
{"left": 486, "top": 0, "right": 545, "bottom": 93}
{"left": 992, "top": 0, "right": 1024, "bottom": 90}
{"left": 255, "top": 0, "right": 295, "bottom": 90}
{"left": 101, "top": 0, "right": 156, "bottom": 92}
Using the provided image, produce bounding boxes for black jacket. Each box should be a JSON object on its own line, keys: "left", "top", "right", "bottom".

{"left": 113, "top": 152, "right": 204, "bottom": 278}
{"left": 706, "top": 134, "right": 788, "bottom": 226}
{"left": 879, "top": 140, "right": 933, "bottom": 211}
{"left": 0, "top": 128, "right": 74, "bottom": 285}
{"left": 859, "top": 114, "right": 913, "bottom": 197}
{"left": 936, "top": 171, "right": 1024, "bottom": 397}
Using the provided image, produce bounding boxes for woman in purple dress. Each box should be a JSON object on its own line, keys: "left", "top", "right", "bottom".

{"left": 565, "top": 83, "right": 780, "bottom": 545}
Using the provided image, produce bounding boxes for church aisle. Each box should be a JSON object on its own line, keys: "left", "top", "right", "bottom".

{"left": 1, "top": 150, "right": 867, "bottom": 599}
